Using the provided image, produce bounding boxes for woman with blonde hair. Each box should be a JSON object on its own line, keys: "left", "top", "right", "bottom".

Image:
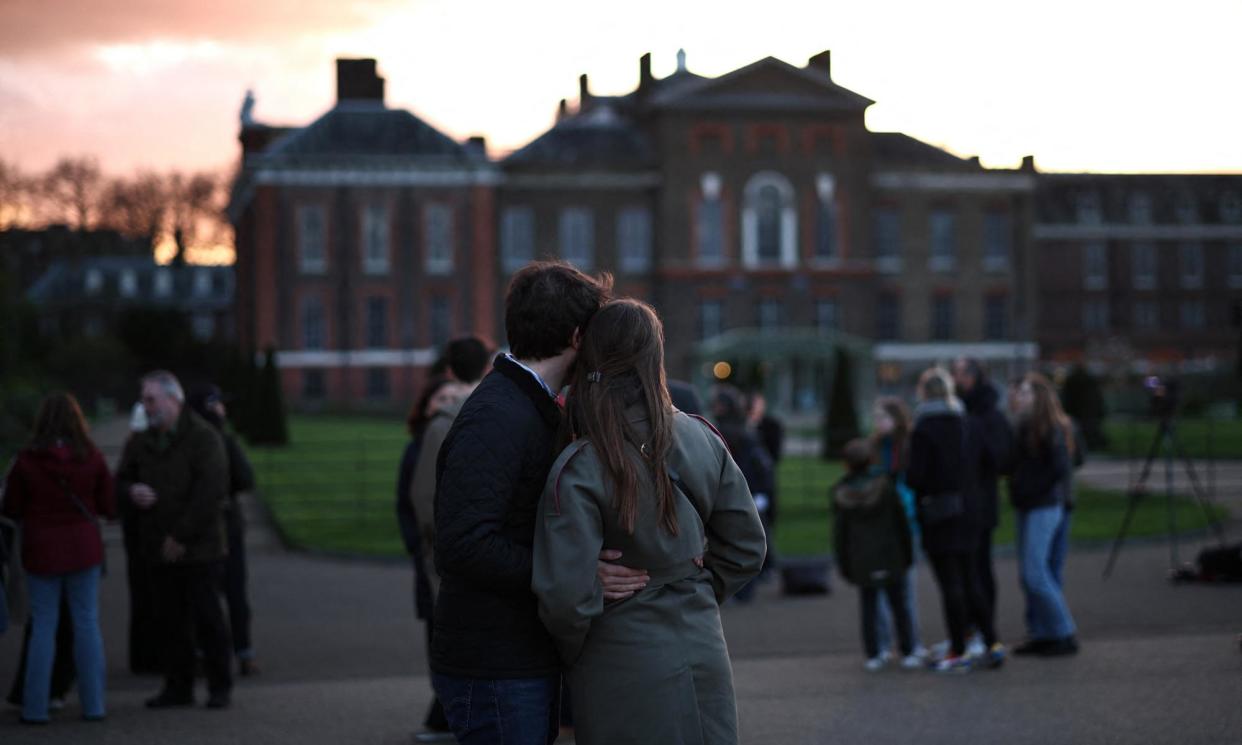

{"left": 533, "top": 298, "right": 766, "bottom": 744}
{"left": 2, "top": 392, "right": 114, "bottom": 723}
{"left": 1008, "top": 372, "right": 1079, "bottom": 657}
{"left": 906, "top": 368, "right": 1003, "bottom": 672}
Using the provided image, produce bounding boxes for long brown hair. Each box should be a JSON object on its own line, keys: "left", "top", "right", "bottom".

{"left": 28, "top": 392, "right": 94, "bottom": 459}
{"left": 564, "top": 299, "right": 678, "bottom": 536}
{"left": 869, "top": 396, "right": 912, "bottom": 472}
{"left": 1023, "top": 372, "right": 1076, "bottom": 458}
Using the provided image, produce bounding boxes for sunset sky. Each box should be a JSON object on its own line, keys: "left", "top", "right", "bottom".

{"left": 2, "top": 0, "right": 1240, "bottom": 178}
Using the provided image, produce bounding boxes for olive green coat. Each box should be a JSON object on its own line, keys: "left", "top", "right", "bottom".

{"left": 533, "top": 409, "right": 766, "bottom": 745}
{"left": 114, "top": 407, "right": 228, "bottom": 564}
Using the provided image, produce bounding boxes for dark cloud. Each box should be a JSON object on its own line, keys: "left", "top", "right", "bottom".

{"left": 0, "top": 0, "right": 404, "bottom": 57}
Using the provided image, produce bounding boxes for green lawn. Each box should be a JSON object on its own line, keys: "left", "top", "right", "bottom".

{"left": 247, "top": 416, "right": 1230, "bottom": 559}
{"left": 1101, "top": 418, "right": 1242, "bottom": 460}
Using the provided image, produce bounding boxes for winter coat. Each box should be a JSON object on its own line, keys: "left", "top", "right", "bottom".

{"left": 430, "top": 354, "right": 563, "bottom": 679}
{"left": 410, "top": 397, "right": 464, "bottom": 598}
{"left": 395, "top": 436, "right": 434, "bottom": 621}
{"left": 832, "top": 469, "right": 912, "bottom": 587}
{"left": 114, "top": 407, "right": 229, "bottom": 565}
{"left": 906, "top": 401, "right": 983, "bottom": 556}
{"left": 533, "top": 407, "right": 766, "bottom": 745}
{"left": 961, "top": 382, "right": 1014, "bottom": 531}
{"left": 2, "top": 444, "right": 115, "bottom": 576}
{"left": 1008, "top": 422, "right": 1072, "bottom": 513}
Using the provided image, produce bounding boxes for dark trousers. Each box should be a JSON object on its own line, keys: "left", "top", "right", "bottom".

{"left": 860, "top": 581, "right": 914, "bottom": 658}
{"left": 6, "top": 596, "right": 75, "bottom": 705}
{"left": 432, "top": 673, "right": 560, "bottom": 745}
{"left": 421, "top": 611, "right": 449, "bottom": 731}
{"left": 929, "top": 552, "right": 997, "bottom": 657}
{"left": 973, "top": 528, "right": 997, "bottom": 629}
{"left": 153, "top": 562, "right": 232, "bottom": 696}
{"left": 123, "top": 523, "right": 162, "bottom": 675}
{"left": 223, "top": 512, "right": 252, "bottom": 657}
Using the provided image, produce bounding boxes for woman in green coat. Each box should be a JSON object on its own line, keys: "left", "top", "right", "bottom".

{"left": 533, "top": 298, "right": 767, "bottom": 745}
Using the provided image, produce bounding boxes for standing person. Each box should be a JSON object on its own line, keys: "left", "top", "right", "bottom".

{"left": 952, "top": 357, "right": 1013, "bottom": 655}
{"left": 397, "top": 374, "right": 466, "bottom": 743}
{"left": 748, "top": 392, "right": 784, "bottom": 549}
{"left": 711, "top": 386, "right": 774, "bottom": 602}
{"left": 906, "top": 368, "right": 1004, "bottom": 673}
{"left": 430, "top": 262, "right": 613, "bottom": 745}
{"left": 533, "top": 298, "right": 766, "bottom": 745}
{"left": 832, "top": 438, "right": 917, "bottom": 672}
{"left": 410, "top": 337, "right": 493, "bottom": 599}
{"left": 868, "top": 396, "right": 925, "bottom": 662}
{"left": 188, "top": 384, "right": 260, "bottom": 677}
{"left": 115, "top": 371, "right": 233, "bottom": 710}
{"left": 1008, "top": 373, "right": 1080, "bottom": 657}
{"left": 1, "top": 392, "right": 114, "bottom": 724}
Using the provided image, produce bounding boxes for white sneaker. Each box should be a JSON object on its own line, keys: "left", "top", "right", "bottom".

{"left": 928, "top": 639, "right": 951, "bottom": 660}
{"left": 965, "top": 634, "right": 987, "bottom": 659}
{"left": 900, "top": 652, "right": 925, "bottom": 670}
{"left": 864, "top": 656, "right": 887, "bottom": 672}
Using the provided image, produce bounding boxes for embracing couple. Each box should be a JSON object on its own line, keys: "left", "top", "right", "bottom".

{"left": 429, "top": 262, "right": 767, "bottom": 745}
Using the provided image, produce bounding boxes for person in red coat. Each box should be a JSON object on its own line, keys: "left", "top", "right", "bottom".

{"left": 2, "top": 392, "right": 115, "bottom": 724}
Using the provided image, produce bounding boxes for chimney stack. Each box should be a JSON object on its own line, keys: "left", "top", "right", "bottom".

{"left": 807, "top": 50, "right": 832, "bottom": 78}
{"left": 465, "top": 136, "right": 487, "bottom": 159}
{"left": 336, "top": 58, "right": 385, "bottom": 104}
{"left": 578, "top": 73, "right": 591, "bottom": 110}
{"left": 639, "top": 52, "right": 653, "bottom": 89}
{"left": 1021, "top": 154, "right": 1037, "bottom": 172}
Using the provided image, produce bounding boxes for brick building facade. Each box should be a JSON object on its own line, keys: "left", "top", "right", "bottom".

{"left": 230, "top": 54, "right": 1239, "bottom": 410}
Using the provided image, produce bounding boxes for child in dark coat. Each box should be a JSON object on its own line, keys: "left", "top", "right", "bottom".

{"left": 833, "top": 439, "right": 919, "bottom": 671}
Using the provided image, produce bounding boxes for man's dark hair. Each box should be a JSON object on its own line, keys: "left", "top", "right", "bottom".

{"left": 445, "top": 336, "right": 492, "bottom": 383}
{"left": 842, "top": 438, "right": 874, "bottom": 474}
{"left": 504, "top": 261, "right": 613, "bottom": 361}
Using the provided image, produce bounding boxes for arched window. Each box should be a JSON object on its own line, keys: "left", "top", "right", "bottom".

{"left": 742, "top": 171, "right": 797, "bottom": 268}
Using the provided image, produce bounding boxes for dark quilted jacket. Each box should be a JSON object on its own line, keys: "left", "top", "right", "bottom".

{"left": 430, "top": 355, "right": 562, "bottom": 678}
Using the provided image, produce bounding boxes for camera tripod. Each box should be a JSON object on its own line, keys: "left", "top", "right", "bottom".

{"left": 1102, "top": 416, "right": 1227, "bottom": 579}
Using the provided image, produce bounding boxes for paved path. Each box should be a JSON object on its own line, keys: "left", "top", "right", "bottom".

{"left": 1077, "top": 457, "right": 1242, "bottom": 511}
{"left": 2, "top": 421, "right": 1240, "bottom": 744}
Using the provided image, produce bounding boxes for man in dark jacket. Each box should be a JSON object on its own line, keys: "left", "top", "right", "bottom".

{"left": 431, "top": 262, "right": 611, "bottom": 745}
{"left": 953, "top": 358, "right": 1013, "bottom": 637}
{"left": 115, "top": 371, "right": 232, "bottom": 710}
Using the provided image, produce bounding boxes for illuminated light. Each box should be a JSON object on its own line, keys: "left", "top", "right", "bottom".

{"left": 712, "top": 361, "right": 732, "bottom": 380}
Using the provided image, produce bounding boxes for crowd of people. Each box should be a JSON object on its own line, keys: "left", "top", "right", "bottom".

{"left": 0, "top": 375, "right": 259, "bottom": 723}
{"left": 832, "top": 360, "right": 1083, "bottom": 674}
{"left": 0, "top": 259, "right": 1085, "bottom": 744}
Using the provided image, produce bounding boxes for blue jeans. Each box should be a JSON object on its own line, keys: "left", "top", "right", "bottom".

{"left": 432, "top": 673, "right": 560, "bottom": 745}
{"left": 24, "top": 566, "right": 106, "bottom": 721}
{"left": 876, "top": 534, "right": 923, "bottom": 654}
{"left": 1017, "top": 505, "right": 1077, "bottom": 640}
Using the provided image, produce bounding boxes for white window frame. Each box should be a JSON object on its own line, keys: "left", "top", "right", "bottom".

{"left": 193, "top": 269, "right": 211, "bottom": 297}
{"left": 983, "top": 212, "right": 1011, "bottom": 272}
{"left": 559, "top": 207, "right": 595, "bottom": 271}
{"left": 1084, "top": 241, "right": 1108, "bottom": 291}
{"left": 119, "top": 269, "right": 138, "bottom": 298}
{"left": 1131, "top": 241, "right": 1157, "bottom": 291}
{"left": 424, "top": 203, "right": 454, "bottom": 275}
{"left": 297, "top": 205, "right": 327, "bottom": 274}
{"left": 501, "top": 206, "right": 535, "bottom": 273}
{"left": 154, "top": 268, "right": 173, "bottom": 297}
{"left": 361, "top": 204, "right": 390, "bottom": 276}
{"left": 617, "top": 206, "right": 653, "bottom": 274}
{"left": 1179, "top": 242, "right": 1204, "bottom": 289}
{"left": 741, "top": 171, "right": 797, "bottom": 270}
{"left": 696, "top": 172, "right": 725, "bottom": 268}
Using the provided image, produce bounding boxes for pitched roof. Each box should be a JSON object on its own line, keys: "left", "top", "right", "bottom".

{"left": 261, "top": 102, "right": 471, "bottom": 163}
{"left": 504, "top": 106, "right": 654, "bottom": 170}
{"left": 648, "top": 56, "right": 874, "bottom": 112}
{"left": 870, "top": 132, "right": 980, "bottom": 170}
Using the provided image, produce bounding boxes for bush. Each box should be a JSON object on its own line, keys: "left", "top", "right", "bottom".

{"left": 1061, "top": 365, "right": 1108, "bottom": 451}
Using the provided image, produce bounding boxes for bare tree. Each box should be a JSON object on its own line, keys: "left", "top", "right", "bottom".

{"left": 99, "top": 171, "right": 168, "bottom": 246}
{"left": 0, "top": 158, "right": 30, "bottom": 229}
{"left": 42, "top": 156, "right": 103, "bottom": 230}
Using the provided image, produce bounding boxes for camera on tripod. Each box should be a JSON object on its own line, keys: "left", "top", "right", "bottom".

{"left": 1144, "top": 376, "right": 1181, "bottom": 421}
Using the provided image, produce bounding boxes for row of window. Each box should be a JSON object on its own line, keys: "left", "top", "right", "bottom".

{"left": 872, "top": 208, "right": 1011, "bottom": 272}
{"left": 297, "top": 203, "right": 454, "bottom": 276}
{"left": 301, "top": 295, "right": 453, "bottom": 350}
{"left": 83, "top": 267, "right": 224, "bottom": 298}
{"left": 302, "top": 368, "right": 393, "bottom": 401}
{"left": 499, "top": 206, "right": 652, "bottom": 273}
{"left": 1074, "top": 191, "right": 1242, "bottom": 225}
{"left": 697, "top": 295, "right": 1009, "bottom": 342}
{"left": 1081, "top": 300, "right": 1209, "bottom": 333}
{"left": 1083, "top": 242, "right": 1242, "bottom": 290}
